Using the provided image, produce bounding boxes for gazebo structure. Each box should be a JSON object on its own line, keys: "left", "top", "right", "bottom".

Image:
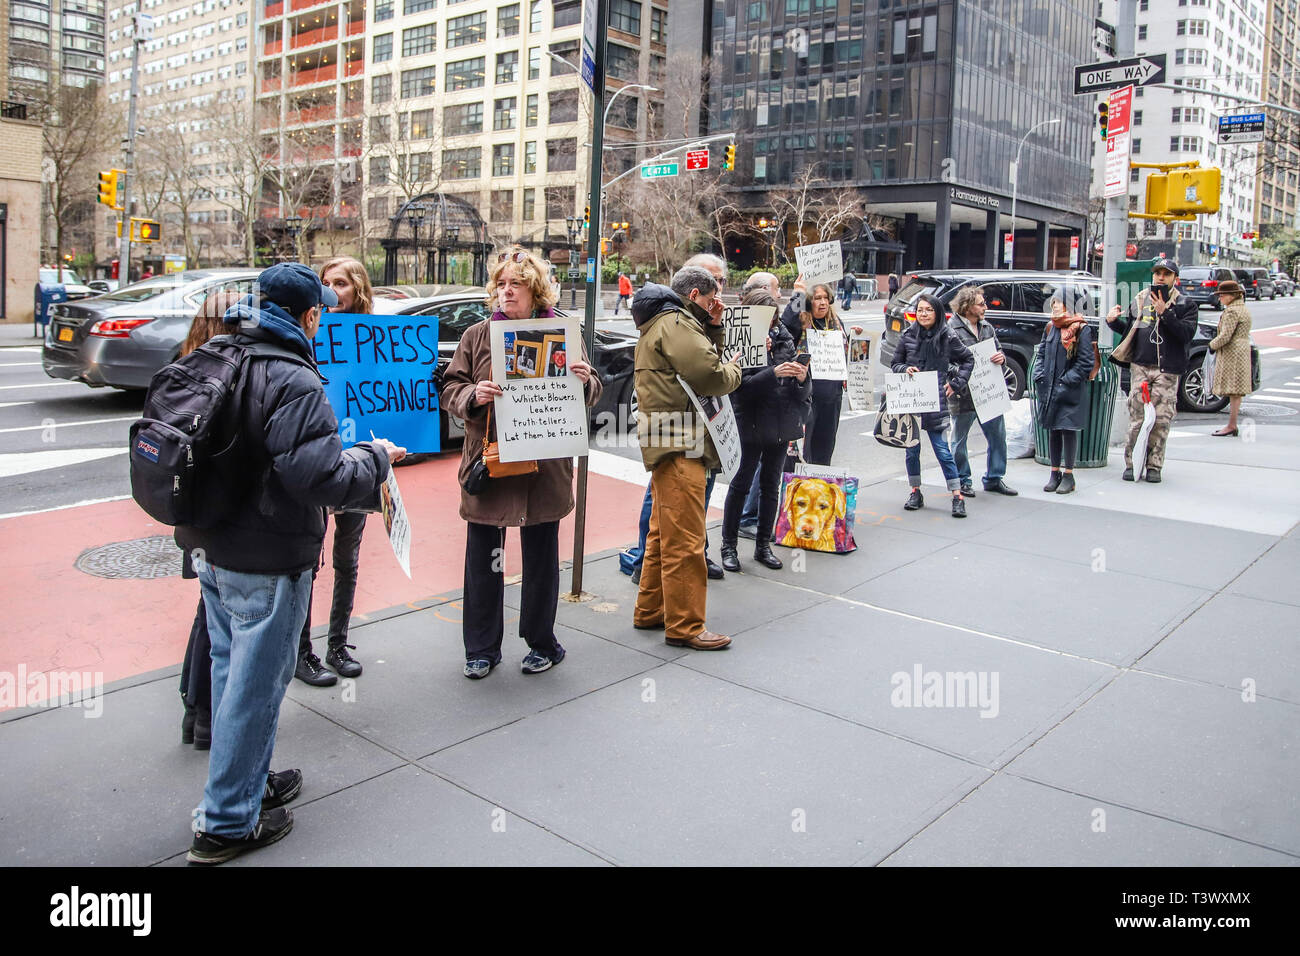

{"left": 841, "top": 222, "right": 906, "bottom": 280}
{"left": 380, "top": 193, "right": 492, "bottom": 286}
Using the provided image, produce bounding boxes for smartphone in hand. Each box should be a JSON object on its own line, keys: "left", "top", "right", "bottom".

{"left": 796, "top": 352, "right": 812, "bottom": 366}
{"left": 1150, "top": 284, "right": 1170, "bottom": 302}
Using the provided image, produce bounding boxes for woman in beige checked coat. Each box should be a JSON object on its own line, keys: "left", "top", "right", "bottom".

{"left": 1208, "top": 280, "right": 1253, "bottom": 437}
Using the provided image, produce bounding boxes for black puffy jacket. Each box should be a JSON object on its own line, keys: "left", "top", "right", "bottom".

{"left": 732, "top": 319, "right": 811, "bottom": 445}
{"left": 891, "top": 320, "right": 974, "bottom": 431}
{"left": 175, "top": 303, "right": 390, "bottom": 574}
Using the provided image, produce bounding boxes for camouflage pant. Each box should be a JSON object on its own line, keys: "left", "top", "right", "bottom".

{"left": 1124, "top": 364, "right": 1179, "bottom": 470}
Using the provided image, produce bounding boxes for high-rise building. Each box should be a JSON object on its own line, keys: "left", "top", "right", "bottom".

{"left": 1091, "top": 0, "right": 1266, "bottom": 267}
{"left": 8, "top": 0, "right": 107, "bottom": 97}
{"left": 1255, "top": 0, "right": 1299, "bottom": 230}
{"left": 679, "top": 0, "right": 1095, "bottom": 273}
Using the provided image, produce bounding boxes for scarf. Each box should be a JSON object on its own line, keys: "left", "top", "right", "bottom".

{"left": 914, "top": 319, "right": 944, "bottom": 370}
{"left": 1051, "top": 312, "right": 1085, "bottom": 357}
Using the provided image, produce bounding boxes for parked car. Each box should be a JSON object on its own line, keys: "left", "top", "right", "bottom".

{"left": 86, "top": 279, "right": 120, "bottom": 294}
{"left": 881, "top": 269, "right": 1230, "bottom": 412}
{"left": 1233, "top": 267, "right": 1276, "bottom": 300}
{"left": 1177, "top": 266, "right": 1238, "bottom": 310}
{"left": 37, "top": 267, "right": 96, "bottom": 301}
{"left": 372, "top": 293, "right": 637, "bottom": 444}
{"left": 42, "top": 270, "right": 260, "bottom": 390}
{"left": 1268, "top": 272, "right": 1294, "bottom": 296}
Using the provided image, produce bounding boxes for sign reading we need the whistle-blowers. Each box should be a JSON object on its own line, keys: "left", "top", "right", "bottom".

{"left": 312, "top": 314, "right": 441, "bottom": 453}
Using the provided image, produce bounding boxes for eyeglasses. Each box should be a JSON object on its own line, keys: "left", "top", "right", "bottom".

{"left": 497, "top": 250, "right": 528, "bottom": 263}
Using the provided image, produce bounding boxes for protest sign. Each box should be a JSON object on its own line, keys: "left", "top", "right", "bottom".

{"left": 378, "top": 468, "right": 412, "bottom": 578}
{"left": 968, "top": 338, "right": 1011, "bottom": 424}
{"left": 721, "top": 304, "right": 776, "bottom": 367}
{"left": 807, "top": 327, "right": 847, "bottom": 380}
{"left": 312, "top": 313, "right": 440, "bottom": 452}
{"left": 795, "top": 462, "right": 851, "bottom": 480}
{"left": 489, "top": 316, "right": 588, "bottom": 462}
{"left": 678, "top": 375, "right": 742, "bottom": 482}
{"left": 846, "top": 330, "right": 880, "bottom": 412}
{"left": 885, "top": 370, "right": 941, "bottom": 413}
{"left": 793, "top": 240, "right": 845, "bottom": 287}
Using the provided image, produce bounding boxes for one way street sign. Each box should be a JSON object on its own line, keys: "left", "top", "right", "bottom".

{"left": 1073, "top": 54, "right": 1166, "bottom": 95}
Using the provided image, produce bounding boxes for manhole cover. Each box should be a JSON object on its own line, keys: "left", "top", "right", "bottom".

{"left": 1240, "top": 403, "right": 1298, "bottom": 418}
{"left": 75, "top": 536, "right": 184, "bottom": 580}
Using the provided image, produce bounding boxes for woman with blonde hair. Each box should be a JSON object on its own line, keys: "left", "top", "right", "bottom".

{"left": 441, "top": 246, "right": 603, "bottom": 679}
{"left": 780, "top": 276, "right": 850, "bottom": 464}
{"left": 1207, "top": 280, "right": 1253, "bottom": 436}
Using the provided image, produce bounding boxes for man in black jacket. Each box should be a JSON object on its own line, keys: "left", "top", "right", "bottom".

{"left": 1105, "top": 257, "right": 1197, "bottom": 483}
{"left": 178, "top": 263, "right": 404, "bottom": 864}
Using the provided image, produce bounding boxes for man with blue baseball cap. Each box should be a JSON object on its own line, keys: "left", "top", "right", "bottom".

{"left": 178, "top": 261, "right": 405, "bottom": 863}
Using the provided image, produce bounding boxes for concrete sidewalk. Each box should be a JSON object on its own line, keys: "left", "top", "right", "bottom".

{"left": 0, "top": 323, "right": 43, "bottom": 348}
{"left": 2, "top": 426, "right": 1298, "bottom": 866}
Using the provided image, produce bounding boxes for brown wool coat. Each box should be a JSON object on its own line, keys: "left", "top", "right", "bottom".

{"left": 1208, "top": 300, "right": 1253, "bottom": 397}
{"left": 441, "top": 319, "right": 602, "bottom": 527}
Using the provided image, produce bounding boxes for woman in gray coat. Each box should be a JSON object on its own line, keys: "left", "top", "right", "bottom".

{"left": 1208, "top": 280, "right": 1253, "bottom": 437}
{"left": 1034, "top": 295, "right": 1095, "bottom": 495}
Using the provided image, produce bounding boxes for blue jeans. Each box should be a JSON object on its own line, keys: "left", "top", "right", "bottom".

{"left": 951, "top": 411, "right": 1007, "bottom": 486}
{"left": 629, "top": 468, "right": 717, "bottom": 572}
{"left": 196, "top": 564, "right": 311, "bottom": 837}
{"left": 905, "top": 428, "right": 962, "bottom": 492}
{"left": 739, "top": 469, "right": 761, "bottom": 529}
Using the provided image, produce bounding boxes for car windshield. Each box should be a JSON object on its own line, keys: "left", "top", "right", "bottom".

{"left": 40, "top": 268, "right": 84, "bottom": 285}
{"left": 97, "top": 274, "right": 191, "bottom": 303}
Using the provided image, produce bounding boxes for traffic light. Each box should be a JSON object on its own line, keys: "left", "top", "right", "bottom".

{"left": 600, "top": 237, "right": 609, "bottom": 255}
{"left": 1144, "top": 168, "right": 1221, "bottom": 216}
{"left": 583, "top": 205, "right": 590, "bottom": 229}
{"left": 1097, "top": 102, "right": 1109, "bottom": 140}
{"left": 722, "top": 143, "right": 736, "bottom": 171}
{"left": 97, "top": 169, "right": 122, "bottom": 209}
{"left": 137, "top": 219, "right": 161, "bottom": 241}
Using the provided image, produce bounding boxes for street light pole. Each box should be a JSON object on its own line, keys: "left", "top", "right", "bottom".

{"left": 1007, "top": 117, "right": 1060, "bottom": 270}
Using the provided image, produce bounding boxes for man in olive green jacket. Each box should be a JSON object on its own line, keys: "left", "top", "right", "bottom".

{"left": 631, "top": 267, "right": 742, "bottom": 650}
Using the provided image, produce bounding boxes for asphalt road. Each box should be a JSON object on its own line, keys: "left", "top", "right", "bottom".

{"left": 2, "top": 294, "right": 1297, "bottom": 518}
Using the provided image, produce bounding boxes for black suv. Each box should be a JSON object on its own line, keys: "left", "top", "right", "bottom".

{"left": 1178, "top": 266, "right": 1238, "bottom": 309}
{"left": 881, "top": 269, "right": 1228, "bottom": 412}
{"left": 1233, "top": 268, "right": 1276, "bottom": 300}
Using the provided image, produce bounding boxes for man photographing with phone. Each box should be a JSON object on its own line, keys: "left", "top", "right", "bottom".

{"left": 1106, "top": 256, "right": 1197, "bottom": 484}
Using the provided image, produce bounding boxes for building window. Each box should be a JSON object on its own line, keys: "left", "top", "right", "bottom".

{"left": 524, "top": 140, "right": 537, "bottom": 173}
{"left": 498, "top": 4, "right": 519, "bottom": 37}
{"left": 407, "top": 152, "right": 433, "bottom": 181}
{"left": 443, "top": 147, "right": 481, "bottom": 179}
{"left": 446, "top": 57, "right": 485, "bottom": 90}
{"left": 547, "top": 138, "right": 576, "bottom": 172}
{"left": 370, "top": 115, "right": 391, "bottom": 142}
{"left": 403, "top": 0, "right": 435, "bottom": 13}
{"left": 410, "top": 107, "right": 435, "bottom": 138}
{"left": 529, "top": 0, "right": 542, "bottom": 32}
{"left": 402, "top": 23, "right": 437, "bottom": 57}
{"left": 494, "top": 96, "right": 517, "bottom": 130}
{"left": 496, "top": 50, "right": 519, "bottom": 83}
{"left": 401, "top": 66, "right": 436, "bottom": 97}
{"left": 491, "top": 189, "right": 514, "bottom": 221}
{"left": 374, "top": 33, "right": 393, "bottom": 62}
{"left": 375, "top": 0, "right": 394, "bottom": 21}
{"left": 610, "top": 0, "right": 641, "bottom": 35}
{"left": 493, "top": 143, "right": 515, "bottom": 175}
{"left": 548, "top": 88, "right": 579, "bottom": 123}
{"left": 443, "top": 101, "right": 483, "bottom": 136}
{"left": 447, "top": 12, "right": 486, "bottom": 48}
{"left": 368, "top": 196, "right": 390, "bottom": 219}
{"left": 1131, "top": 138, "right": 1141, "bottom": 154}
{"left": 607, "top": 95, "right": 636, "bottom": 129}
{"left": 650, "top": 6, "right": 666, "bottom": 42}
{"left": 528, "top": 46, "right": 541, "bottom": 79}
{"left": 545, "top": 185, "right": 575, "bottom": 220}
{"left": 549, "top": 40, "right": 579, "bottom": 75}
{"left": 553, "top": 0, "right": 580, "bottom": 28}
{"left": 606, "top": 43, "right": 639, "bottom": 81}
{"left": 1130, "top": 166, "right": 1140, "bottom": 183}
{"left": 1133, "top": 110, "right": 1142, "bottom": 126}
{"left": 1137, "top": 24, "right": 1147, "bottom": 40}
{"left": 1139, "top": 0, "right": 1148, "bottom": 9}
{"left": 525, "top": 93, "right": 538, "bottom": 126}
{"left": 522, "top": 187, "right": 535, "bottom": 220}
{"left": 370, "top": 157, "right": 390, "bottom": 185}
{"left": 372, "top": 74, "right": 392, "bottom": 104}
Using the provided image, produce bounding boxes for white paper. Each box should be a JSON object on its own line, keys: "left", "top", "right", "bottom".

{"left": 793, "top": 240, "right": 844, "bottom": 287}
{"left": 807, "top": 328, "right": 847, "bottom": 380}
{"left": 968, "top": 338, "right": 1011, "bottom": 425}
{"left": 846, "top": 330, "right": 880, "bottom": 412}
{"left": 489, "top": 316, "right": 589, "bottom": 462}
{"left": 379, "top": 469, "right": 412, "bottom": 579}
{"left": 677, "top": 375, "right": 742, "bottom": 482}
{"left": 795, "top": 462, "right": 851, "bottom": 480}
{"left": 720, "top": 304, "right": 776, "bottom": 367}
{"left": 885, "top": 370, "right": 941, "bottom": 413}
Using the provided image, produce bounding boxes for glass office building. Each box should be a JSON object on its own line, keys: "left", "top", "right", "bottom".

{"left": 694, "top": 0, "right": 1095, "bottom": 271}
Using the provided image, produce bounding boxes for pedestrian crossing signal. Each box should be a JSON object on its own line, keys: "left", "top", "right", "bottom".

{"left": 137, "top": 219, "right": 161, "bottom": 241}
{"left": 722, "top": 143, "right": 736, "bottom": 170}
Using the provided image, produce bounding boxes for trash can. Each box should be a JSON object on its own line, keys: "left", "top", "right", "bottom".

{"left": 1028, "top": 344, "right": 1119, "bottom": 468}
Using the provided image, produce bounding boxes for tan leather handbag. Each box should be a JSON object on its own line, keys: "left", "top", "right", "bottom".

{"left": 482, "top": 405, "right": 538, "bottom": 478}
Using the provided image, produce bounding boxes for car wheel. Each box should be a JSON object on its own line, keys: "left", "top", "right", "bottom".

{"left": 1178, "top": 354, "right": 1228, "bottom": 413}
{"left": 623, "top": 379, "right": 639, "bottom": 432}
{"left": 1001, "top": 355, "right": 1026, "bottom": 402}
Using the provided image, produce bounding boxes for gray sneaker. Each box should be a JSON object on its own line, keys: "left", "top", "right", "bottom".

{"left": 464, "top": 658, "right": 496, "bottom": 680}
{"left": 522, "top": 644, "right": 566, "bottom": 674}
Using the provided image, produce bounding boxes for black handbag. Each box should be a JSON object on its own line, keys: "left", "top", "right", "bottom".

{"left": 462, "top": 454, "right": 491, "bottom": 495}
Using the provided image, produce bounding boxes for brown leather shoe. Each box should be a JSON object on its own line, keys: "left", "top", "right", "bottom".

{"left": 665, "top": 630, "right": 731, "bottom": 650}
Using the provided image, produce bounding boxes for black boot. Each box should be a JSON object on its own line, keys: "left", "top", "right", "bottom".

{"left": 182, "top": 704, "right": 196, "bottom": 745}
{"left": 1043, "top": 470, "right": 1062, "bottom": 492}
{"left": 753, "top": 540, "right": 783, "bottom": 569}
{"left": 720, "top": 543, "right": 741, "bottom": 573}
{"left": 193, "top": 708, "right": 211, "bottom": 751}
{"left": 1056, "top": 472, "right": 1076, "bottom": 494}
{"left": 951, "top": 495, "right": 967, "bottom": 518}
{"left": 904, "top": 489, "right": 924, "bottom": 511}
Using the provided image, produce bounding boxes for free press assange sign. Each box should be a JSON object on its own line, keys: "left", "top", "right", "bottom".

{"left": 312, "top": 314, "right": 441, "bottom": 453}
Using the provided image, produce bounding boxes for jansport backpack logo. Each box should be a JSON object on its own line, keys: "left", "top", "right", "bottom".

{"left": 134, "top": 436, "right": 160, "bottom": 463}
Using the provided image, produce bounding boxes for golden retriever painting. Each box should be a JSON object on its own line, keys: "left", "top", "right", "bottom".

{"left": 777, "top": 477, "right": 847, "bottom": 551}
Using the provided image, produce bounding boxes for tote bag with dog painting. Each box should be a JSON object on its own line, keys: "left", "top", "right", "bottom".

{"left": 773, "top": 471, "right": 858, "bottom": 554}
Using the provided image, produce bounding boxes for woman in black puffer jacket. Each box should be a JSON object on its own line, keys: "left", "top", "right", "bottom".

{"left": 891, "top": 293, "right": 974, "bottom": 518}
{"left": 721, "top": 288, "right": 812, "bottom": 572}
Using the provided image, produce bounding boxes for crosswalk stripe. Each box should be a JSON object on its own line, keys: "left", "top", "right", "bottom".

{"left": 1257, "top": 346, "right": 1292, "bottom": 355}
{"left": 0, "top": 415, "right": 136, "bottom": 435}
{"left": 1251, "top": 394, "right": 1300, "bottom": 404}
{"left": 0, "top": 381, "right": 82, "bottom": 391}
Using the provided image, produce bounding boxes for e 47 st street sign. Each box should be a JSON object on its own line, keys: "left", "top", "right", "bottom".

{"left": 641, "top": 162, "right": 679, "bottom": 179}
{"left": 1074, "top": 54, "right": 1166, "bottom": 95}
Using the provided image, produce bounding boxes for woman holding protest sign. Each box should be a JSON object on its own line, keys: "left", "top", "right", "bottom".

{"left": 720, "top": 287, "right": 812, "bottom": 572}
{"left": 293, "top": 257, "right": 376, "bottom": 687}
{"left": 892, "top": 294, "right": 974, "bottom": 518}
{"left": 441, "top": 246, "right": 602, "bottom": 680}
{"left": 780, "top": 277, "right": 860, "bottom": 465}
{"left": 1034, "top": 294, "right": 1095, "bottom": 495}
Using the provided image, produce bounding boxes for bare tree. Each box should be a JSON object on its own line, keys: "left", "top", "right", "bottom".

{"left": 201, "top": 95, "right": 281, "bottom": 264}
{"left": 1258, "top": 116, "right": 1300, "bottom": 176}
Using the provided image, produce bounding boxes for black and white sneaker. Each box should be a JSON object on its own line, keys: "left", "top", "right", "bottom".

{"left": 521, "top": 643, "right": 566, "bottom": 674}
{"left": 262, "top": 769, "right": 302, "bottom": 810}
{"left": 187, "top": 808, "right": 294, "bottom": 865}
{"left": 295, "top": 652, "right": 337, "bottom": 687}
